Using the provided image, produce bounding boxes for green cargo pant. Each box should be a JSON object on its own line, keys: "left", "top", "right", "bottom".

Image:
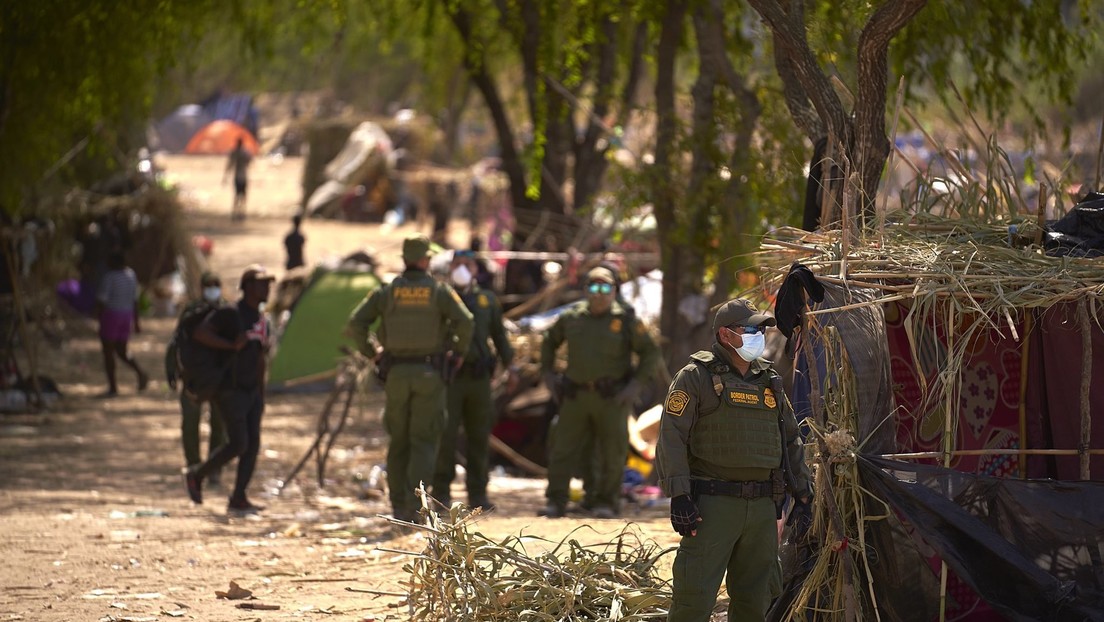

{"left": 668, "top": 494, "right": 782, "bottom": 622}
{"left": 383, "top": 362, "right": 448, "bottom": 517}
{"left": 180, "top": 391, "right": 227, "bottom": 468}
{"left": 432, "top": 372, "right": 494, "bottom": 504}
{"left": 545, "top": 389, "right": 628, "bottom": 510}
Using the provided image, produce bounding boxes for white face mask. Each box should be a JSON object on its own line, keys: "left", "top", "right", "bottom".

{"left": 202, "top": 286, "right": 221, "bottom": 302}
{"left": 735, "top": 332, "right": 766, "bottom": 362}
{"left": 451, "top": 264, "right": 473, "bottom": 288}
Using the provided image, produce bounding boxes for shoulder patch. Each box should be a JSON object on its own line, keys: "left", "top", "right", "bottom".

{"left": 764, "top": 387, "right": 777, "bottom": 409}
{"left": 478, "top": 293, "right": 489, "bottom": 308}
{"left": 610, "top": 318, "right": 622, "bottom": 333}
{"left": 665, "top": 390, "right": 690, "bottom": 416}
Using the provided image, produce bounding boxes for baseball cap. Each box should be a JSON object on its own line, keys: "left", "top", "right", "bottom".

{"left": 402, "top": 235, "right": 437, "bottom": 263}
{"left": 713, "top": 298, "right": 776, "bottom": 333}
{"left": 240, "top": 264, "right": 276, "bottom": 288}
{"left": 586, "top": 266, "right": 616, "bottom": 284}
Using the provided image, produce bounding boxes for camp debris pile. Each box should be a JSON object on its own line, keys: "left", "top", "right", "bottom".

{"left": 391, "top": 499, "right": 672, "bottom": 621}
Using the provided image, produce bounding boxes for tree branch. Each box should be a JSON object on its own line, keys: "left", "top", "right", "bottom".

{"left": 748, "top": 0, "right": 847, "bottom": 138}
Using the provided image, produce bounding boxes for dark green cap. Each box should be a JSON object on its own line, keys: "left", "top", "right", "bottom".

{"left": 713, "top": 298, "right": 776, "bottom": 332}
{"left": 402, "top": 235, "right": 436, "bottom": 263}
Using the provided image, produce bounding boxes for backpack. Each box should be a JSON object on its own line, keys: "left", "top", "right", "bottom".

{"left": 175, "top": 303, "right": 236, "bottom": 402}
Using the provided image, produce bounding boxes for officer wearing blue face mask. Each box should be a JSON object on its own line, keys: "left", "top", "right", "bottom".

{"left": 656, "top": 298, "right": 813, "bottom": 622}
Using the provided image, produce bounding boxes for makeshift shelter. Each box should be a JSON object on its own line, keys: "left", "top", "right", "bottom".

{"left": 184, "top": 120, "right": 259, "bottom": 155}
{"left": 268, "top": 268, "right": 381, "bottom": 390}
{"left": 305, "top": 121, "right": 392, "bottom": 219}
{"left": 149, "top": 104, "right": 213, "bottom": 153}
{"left": 758, "top": 216, "right": 1104, "bottom": 621}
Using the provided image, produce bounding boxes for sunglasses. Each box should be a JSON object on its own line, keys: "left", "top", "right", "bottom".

{"left": 587, "top": 282, "right": 614, "bottom": 295}
{"left": 729, "top": 325, "right": 763, "bottom": 335}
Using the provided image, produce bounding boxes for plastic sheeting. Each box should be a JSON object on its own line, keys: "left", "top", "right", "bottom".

{"left": 858, "top": 456, "right": 1104, "bottom": 621}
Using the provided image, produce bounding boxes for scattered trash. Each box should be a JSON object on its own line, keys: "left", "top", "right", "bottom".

{"left": 236, "top": 603, "right": 280, "bottom": 610}
{"left": 214, "top": 581, "right": 252, "bottom": 600}
{"left": 109, "top": 510, "right": 169, "bottom": 519}
{"left": 108, "top": 530, "right": 139, "bottom": 542}
{"left": 335, "top": 548, "right": 366, "bottom": 558}
{"left": 160, "top": 611, "right": 185, "bottom": 618}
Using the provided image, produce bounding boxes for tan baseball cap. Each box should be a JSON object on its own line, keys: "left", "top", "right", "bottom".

{"left": 586, "top": 266, "right": 616, "bottom": 284}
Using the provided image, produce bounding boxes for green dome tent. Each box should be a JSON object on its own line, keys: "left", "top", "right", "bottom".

{"left": 268, "top": 268, "right": 381, "bottom": 390}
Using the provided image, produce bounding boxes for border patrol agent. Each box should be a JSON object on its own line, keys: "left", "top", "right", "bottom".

{"left": 539, "top": 266, "right": 660, "bottom": 519}
{"left": 656, "top": 298, "right": 812, "bottom": 622}
{"left": 347, "top": 235, "right": 474, "bottom": 521}
{"left": 431, "top": 251, "right": 516, "bottom": 510}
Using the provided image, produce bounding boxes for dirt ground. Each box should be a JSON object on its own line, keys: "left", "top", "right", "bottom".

{"left": 0, "top": 154, "right": 678, "bottom": 622}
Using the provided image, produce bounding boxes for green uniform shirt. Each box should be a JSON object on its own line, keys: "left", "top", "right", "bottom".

{"left": 656, "top": 343, "right": 812, "bottom": 499}
{"left": 456, "top": 286, "right": 513, "bottom": 368}
{"left": 540, "top": 300, "right": 659, "bottom": 384}
{"left": 347, "top": 268, "right": 474, "bottom": 359}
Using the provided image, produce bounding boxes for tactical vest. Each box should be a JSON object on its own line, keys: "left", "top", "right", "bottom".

{"left": 381, "top": 276, "right": 444, "bottom": 355}
{"left": 687, "top": 350, "right": 782, "bottom": 473}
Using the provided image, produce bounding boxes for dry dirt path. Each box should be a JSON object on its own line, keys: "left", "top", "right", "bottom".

{"left": 0, "top": 156, "right": 676, "bottom": 622}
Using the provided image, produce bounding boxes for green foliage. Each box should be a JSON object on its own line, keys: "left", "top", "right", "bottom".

{"left": 893, "top": 1, "right": 1097, "bottom": 135}
{"left": 0, "top": 1, "right": 223, "bottom": 211}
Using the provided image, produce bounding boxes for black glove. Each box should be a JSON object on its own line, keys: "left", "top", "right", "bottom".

{"left": 670, "top": 494, "right": 701, "bottom": 537}
{"left": 787, "top": 497, "right": 813, "bottom": 542}
{"left": 167, "top": 372, "right": 178, "bottom": 391}
{"left": 614, "top": 379, "right": 642, "bottom": 408}
{"left": 542, "top": 371, "right": 561, "bottom": 404}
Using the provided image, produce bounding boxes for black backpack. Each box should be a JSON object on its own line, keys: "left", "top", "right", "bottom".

{"left": 175, "top": 303, "right": 236, "bottom": 402}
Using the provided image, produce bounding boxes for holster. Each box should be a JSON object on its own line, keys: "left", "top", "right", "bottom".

{"left": 375, "top": 352, "right": 393, "bottom": 382}
{"left": 771, "top": 468, "right": 786, "bottom": 519}
{"left": 443, "top": 352, "right": 460, "bottom": 384}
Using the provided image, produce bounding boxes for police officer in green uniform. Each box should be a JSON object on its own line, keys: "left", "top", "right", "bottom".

{"left": 656, "top": 298, "right": 812, "bottom": 622}
{"left": 347, "top": 235, "right": 474, "bottom": 521}
{"left": 539, "top": 266, "right": 660, "bottom": 519}
{"left": 431, "top": 250, "right": 516, "bottom": 510}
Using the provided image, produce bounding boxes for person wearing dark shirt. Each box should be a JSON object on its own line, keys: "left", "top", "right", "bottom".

{"left": 284, "top": 215, "right": 306, "bottom": 271}
{"left": 165, "top": 272, "right": 228, "bottom": 484}
{"left": 184, "top": 264, "right": 275, "bottom": 513}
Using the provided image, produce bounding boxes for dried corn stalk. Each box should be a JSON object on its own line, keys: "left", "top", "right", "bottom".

{"left": 391, "top": 493, "right": 674, "bottom": 621}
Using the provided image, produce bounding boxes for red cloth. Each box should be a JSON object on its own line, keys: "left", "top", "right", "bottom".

{"left": 884, "top": 301, "right": 1023, "bottom": 477}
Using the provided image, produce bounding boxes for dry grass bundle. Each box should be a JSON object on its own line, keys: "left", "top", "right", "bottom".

{"left": 388, "top": 493, "right": 674, "bottom": 621}
{"left": 784, "top": 327, "right": 892, "bottom": 622}
{"left": 759, "top": 214, "right": 1104, "bottom": 421}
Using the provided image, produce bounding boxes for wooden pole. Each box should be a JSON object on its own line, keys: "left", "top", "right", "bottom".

{"left": 1034, "top": 184, "right": 1047, "bottom": 247}
{"left": 1079, "top": 299, "right": 1092, "bottom": 480}
{"left": 880, "top": 77, "right": 906, "bottom": 247}
{"left": 1094, "top": 111, "right": 1104, "bottom": 191}
{"left": 1018, "top": 311, "right": 1032, "bottom": 479}
{"left": 939, "top": 303, "right": 956, "bottom": 622}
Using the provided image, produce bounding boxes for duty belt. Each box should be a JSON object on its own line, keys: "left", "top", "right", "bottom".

{"left": 390, "top": 354, "right": 441, "bottom": 365}
{"left": 691, "top": 479, "right": 773, "bottom": 499}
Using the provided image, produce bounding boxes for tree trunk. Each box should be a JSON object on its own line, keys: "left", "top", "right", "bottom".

{"left": 448, "top": 6, "right": 531, "bottom": 213}
{"left": 653, "top": 0, "right": 688, "bottom": 370}
{"left": 750, "top": 0, "right": 927, "bottom": 225}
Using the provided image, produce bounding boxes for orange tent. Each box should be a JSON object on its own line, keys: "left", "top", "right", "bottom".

{"left": 184, "top": 120, "right": 259, "bottom": 155}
